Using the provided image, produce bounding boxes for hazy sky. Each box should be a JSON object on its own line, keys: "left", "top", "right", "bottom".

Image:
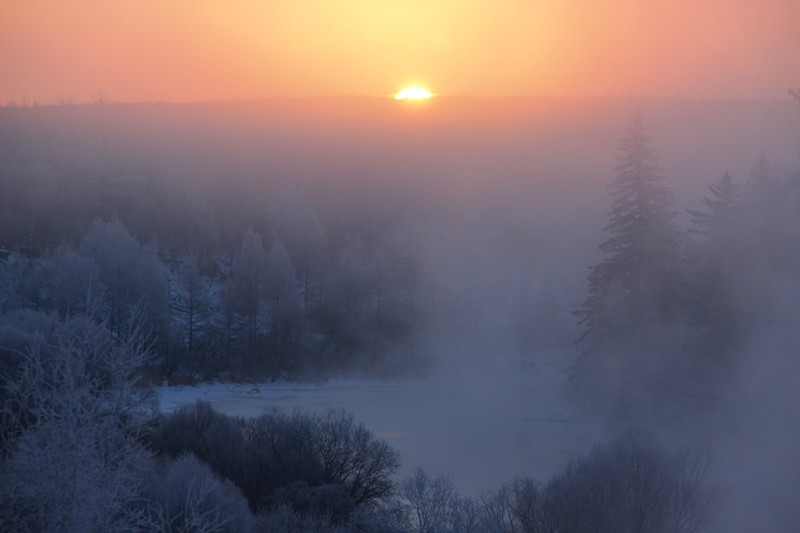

{"left": 2, "top": 0, "right": 798, "bottom": 103}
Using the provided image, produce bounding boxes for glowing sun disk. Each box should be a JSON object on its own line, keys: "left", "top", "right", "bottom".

{"left": 395, "top": 87, "right": 431, "bottom": 99}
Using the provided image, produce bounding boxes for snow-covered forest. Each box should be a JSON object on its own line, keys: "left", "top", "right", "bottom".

{"left": 2, "top": 95, "right": 800, "bottom": 531}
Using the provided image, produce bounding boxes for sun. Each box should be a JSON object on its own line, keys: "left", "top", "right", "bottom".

{"left": 395, "top": 87, "right": 432, "bottom": 100}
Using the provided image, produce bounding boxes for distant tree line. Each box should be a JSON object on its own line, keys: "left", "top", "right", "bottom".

{"left": 0, "top": 207, "right": 418, "bottom": 380}
{"left": 0, "top": 103, "right": 580, "bottom": 381}
{"left": 1, "top": 100, "right": 798, "bottom": 405}
{"left": 575, "top": 107, "right": 800, "bottom": 418}
{"left": 0, "top": 105, "right": 437, "bottom": 380}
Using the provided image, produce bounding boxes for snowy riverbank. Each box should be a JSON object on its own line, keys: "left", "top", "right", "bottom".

{"left": 155, "top": 371, "right": 604, "bottom": 494}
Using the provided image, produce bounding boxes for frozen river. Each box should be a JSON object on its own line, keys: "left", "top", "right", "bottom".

{"left": 156, "top": 370, "right": 605, "bottom": 493}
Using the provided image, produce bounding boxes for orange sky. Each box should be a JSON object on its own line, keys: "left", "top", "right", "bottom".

{"left": 1, "top": 0, "right": 798, "bottom": 104}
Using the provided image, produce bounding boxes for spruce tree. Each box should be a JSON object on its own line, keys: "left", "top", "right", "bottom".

{"left": 688, "top": 171, "right": 742, "bottom": 238}
{"left": 743, "top": 151, "right": 786, "bottom": 268}
{"left": 574, "top": 111, "right": 686, "bottom": 417}
{"left": 577, "top": 111, "right": 682, "bottom": 348}
{"left": 686, "top": 171, "right": 743, "bottom": 371}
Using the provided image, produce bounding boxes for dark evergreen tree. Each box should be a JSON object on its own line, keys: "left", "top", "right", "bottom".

{"left": 743, "top": 151, "right": 783, "bottom": 257}
{"left": 577, "top": 111, "right": 682, "bottom": 346}
{"left": 688, "top": 171, "right": 742, "bottom": 238}
{"left": 573, "top": 111, "right": 686, "bottom": 417}
{"left": 686, "top": 171, "right": 744, "bottom": 376}
{"left": 747, "top": 150, "right": 774, "bottom": 191}
{"left": 738, "top": 151, "right": 800, "bottom": 328}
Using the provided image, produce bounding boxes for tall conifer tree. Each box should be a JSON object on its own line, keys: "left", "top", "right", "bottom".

{"left": 686, "top": 171, "right": 743, "bottom": 371}
{"left": 578, "top": 111, "right": 682, "bottom": 347}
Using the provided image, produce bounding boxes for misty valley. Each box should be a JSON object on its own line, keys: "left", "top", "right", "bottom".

{"left": 1, "top": 96, "right": 800, "bottom": 532}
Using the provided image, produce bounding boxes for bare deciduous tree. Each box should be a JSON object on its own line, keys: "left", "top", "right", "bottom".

{"left": 399, "top": 467, "right": 456, "bottom": 533}
{"left": 316, "top": 408, "right": 400, "bottom": 507}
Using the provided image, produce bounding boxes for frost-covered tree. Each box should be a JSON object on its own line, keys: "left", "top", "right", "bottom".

{"left": 150, "top": 405, "right": 399, "bottom": 518}
{"left": 217, "top": 276, "right": 240, "bottom": 359}
{"left": 399, "top": 467, "right": 456, "bottom": 533}
{"left": 0, "top": 314, "right": 157, "bottom": 532}
{"left": 269, "top": 195, "right": 327, "bottom": 318}
{"left": 327, "top": 240, "right": 371, "bottom": 318}
{"left": 370, "top": 245, "right": 405, "bottom": 331}
{"left": 265, "top": 241, "right": 300, "bottom": 341}
{"left": 229, "top": 227, "right": 268, "bottom": 346}
{"left": 314, "top": 239, "right": 375, "bottom": 365}
{"left": 171, "top": 255, "right": 213, "bottom": 370}
{"left": 0, "top": 260, "right": 15, "bottom": 314}
{"left": 141, "top": 453, "right": 253, "bottom": 533}
{"left": 539, "top": 432, "right": 715, "bottom": 533}
{"left": 481, "top": 477, "right": 541, "bottom": 533}
{"left": 395, "top": 467, "right": 487, "bottom": 533}
{"left": 79, "top": 215, "right": 169, "bottom": 337}
{"left": 42, "top": 242, "right": 104, "bottom": 318}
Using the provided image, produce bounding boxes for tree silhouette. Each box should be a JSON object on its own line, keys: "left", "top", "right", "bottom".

{"left": 577, "top": 110, "right": 682, "bottom": 346}
{"left": 573, "top": 111, "right": 687, "bottom": 417}
{"left": 171, "top": 255, "right": 212, "bottom": 371}
{"left": 229, "top": 227, "right": 268, "bottom": 347}
{"left": 686, "top": 171, "right": 744, "bottom": 378}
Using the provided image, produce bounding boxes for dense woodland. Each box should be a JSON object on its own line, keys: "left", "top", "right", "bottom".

{"left": 1, "top": 95, "right": 799, "bottom": 531}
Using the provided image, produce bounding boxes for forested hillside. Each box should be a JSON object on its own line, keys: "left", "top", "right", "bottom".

{"left": 1, "top": 97, "right": 796, "bottom": 382}
{"left": 1, "top": 96, "right": 799, "bottom": 531}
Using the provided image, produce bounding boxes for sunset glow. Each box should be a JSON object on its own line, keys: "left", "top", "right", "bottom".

{"left": 0, "top": 1, "right": 798, "bottom": 104}
{"left": 2, "top": 0, "right": 800, "bottom": 528}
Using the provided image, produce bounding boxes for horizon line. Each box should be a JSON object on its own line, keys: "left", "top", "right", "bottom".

{"left": 2, "top": 93, "right": 797, "bottom": 109}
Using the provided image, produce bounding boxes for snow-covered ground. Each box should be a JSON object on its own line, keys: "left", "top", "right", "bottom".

{"left": 156, "top": 370, "right": 605, "bottom": 493}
